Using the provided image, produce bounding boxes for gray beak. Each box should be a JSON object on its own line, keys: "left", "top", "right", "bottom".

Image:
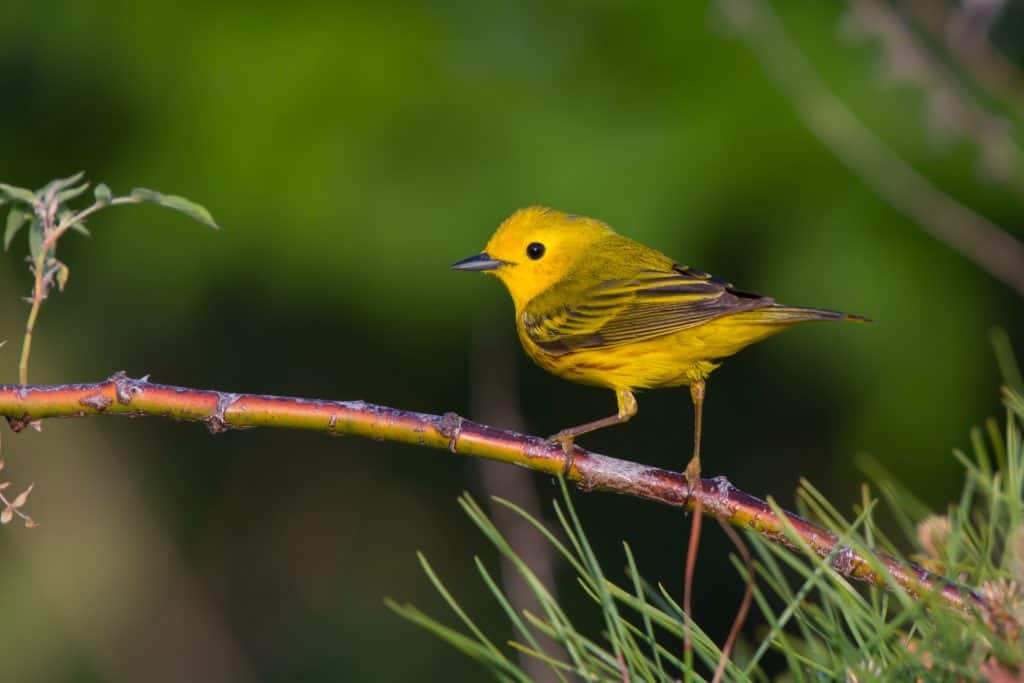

{"left": 450, "top": 252, "right": 504, "bottom": 271}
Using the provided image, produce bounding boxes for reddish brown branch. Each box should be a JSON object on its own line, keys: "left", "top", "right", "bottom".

{"left": 683, "top": 502, "right": 702, "bottom": 677}
{"left": 713, "top": 520, "right": 754, "bottom": 683}
{"left": 0, "top": 372, "right": 987, "bottom": 615}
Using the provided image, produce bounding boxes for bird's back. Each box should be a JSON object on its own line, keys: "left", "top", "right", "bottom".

{"left": 516, "top": 234, "right": 862, "bottom": 390}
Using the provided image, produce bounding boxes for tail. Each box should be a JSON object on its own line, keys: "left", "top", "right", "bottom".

{"left": 745, "top": 304, "right": 871, "bottom": 325}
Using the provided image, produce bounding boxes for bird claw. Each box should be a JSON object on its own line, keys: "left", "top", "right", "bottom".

{"left": 683, "top": 456, "right": 702, "bottom": 498}
{"left": 548, "top": 432, "right": 576, "bottom": 476}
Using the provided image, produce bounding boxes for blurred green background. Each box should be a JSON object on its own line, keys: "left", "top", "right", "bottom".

{"left": 1, "top": 1, "right": 1022, "bottom": 680}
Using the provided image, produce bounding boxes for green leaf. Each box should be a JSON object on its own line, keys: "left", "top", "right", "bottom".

{"left": 94, "top": 183, "right": 112, "bottom": 206}
{"left": 0, "top": 184, "right": 36, "bottom": 205}
{"left": 385, "top": 599, "right": 528, "bottom": 681}
{"left": 416, "top": 552, "right": 507, "bottom": 661}
{"left": 129, "top": 187, "right": 163, "bottom": 202}
{"left": 58, "top": 209, "right": 90, "bottom": 238}
{"left": 27, "top": 218, "right": 44, "bottom": 261}
{"left": 130, "top": 187, "right": 219, "bottom": 229}
{"left": 39, "top": 171, "right": 85, "bottom": 198}
{"left": 158, "top": 194, "right": 220, "bottom": 229}
{"left": 4, "top": 208, "right": 29, "bottom": 251}
{"left": 57, "top": 182, "right": 90, "bottom": 203}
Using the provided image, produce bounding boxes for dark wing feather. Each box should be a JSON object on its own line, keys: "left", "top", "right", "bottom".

{"left": 523, "top": 264, "right": 773, "bottom": 355}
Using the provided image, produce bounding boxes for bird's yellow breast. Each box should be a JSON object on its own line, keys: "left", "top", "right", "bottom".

{"left": 517, "top": 311, "right": 793, "bottom": 391}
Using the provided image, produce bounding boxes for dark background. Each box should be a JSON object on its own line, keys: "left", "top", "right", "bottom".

{"left": 1, "top": 1, "right": 1021, "bottom": 680}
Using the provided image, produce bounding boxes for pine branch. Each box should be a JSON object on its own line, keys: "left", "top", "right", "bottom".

{"left": 0, "top": 371, "right": 989, "bottom": 616}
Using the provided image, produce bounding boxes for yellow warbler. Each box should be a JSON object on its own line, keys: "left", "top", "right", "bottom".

{"left": 452, "top": 207, "right": 866, "bottom": 481}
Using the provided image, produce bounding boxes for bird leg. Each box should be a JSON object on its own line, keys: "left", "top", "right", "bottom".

{"left": 550, "top": 389, "right": 637, "bottom": 475}
{"left": 684, "top": 379, "right": 705, "bottom": 491}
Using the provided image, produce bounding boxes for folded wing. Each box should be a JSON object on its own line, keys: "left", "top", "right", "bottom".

{"left": 523, "top": 265, "right": 775, "bottom": 355}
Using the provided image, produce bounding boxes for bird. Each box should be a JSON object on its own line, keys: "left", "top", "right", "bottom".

{"left": 451, "top": 206, "right": 866, "bottom": 484}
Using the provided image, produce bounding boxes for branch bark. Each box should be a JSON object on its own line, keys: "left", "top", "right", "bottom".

{"left": 0, "top": 372, "right": 988, "bottom": 616}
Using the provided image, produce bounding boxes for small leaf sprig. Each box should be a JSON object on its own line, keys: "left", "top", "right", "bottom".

{"left": 0, "top": 440, "right": 36, "bottom": 529}
{"left": 0, "top": 172, "right": 218, "bottom": 384}
{"left": 0, "top": 464, "right": 35, "bottom": 528}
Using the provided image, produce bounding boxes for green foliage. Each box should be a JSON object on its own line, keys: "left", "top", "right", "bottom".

{"left": 128, "top": 187, "right": 219, "bottom": 230}
{"left": 393, "top": 346, "right": 1024, "bottom": 681}
{"left": 1, "top": 172, "right": 218, "bottom": 383}
{"left": 389, "top": 483, "right": 743, "bottom": 683}
{"left": 0, "top": 172, "right": 218, "bottom": 260}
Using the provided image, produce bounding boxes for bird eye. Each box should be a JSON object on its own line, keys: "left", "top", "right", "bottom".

{"left": 526, "top": 242, "right": 545, "bottom": 260}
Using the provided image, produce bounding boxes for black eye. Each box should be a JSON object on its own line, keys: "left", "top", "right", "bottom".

{"left": 526, "top": 242, "right": 545, "bottom": 260}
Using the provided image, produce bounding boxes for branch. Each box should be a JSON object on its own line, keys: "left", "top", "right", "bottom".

{"left": 0, "top": 372, "right": 988, "bottom": 617}
{"left": 2, "top": 174, "right": 218, "bottom": 385}
{"left": 716, "top": 0, "right": 1024, "bottom": 300}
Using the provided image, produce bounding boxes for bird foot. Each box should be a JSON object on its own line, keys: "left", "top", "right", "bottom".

{"left": 683, "top": 456, "right": 702, "bottom": 497}
{"left": 548, "top": 432, "right": 576, "bottom": 476}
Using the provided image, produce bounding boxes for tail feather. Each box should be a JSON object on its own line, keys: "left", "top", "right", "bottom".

{"left": 747, "top": 304, "right": 871, "bottom": 324}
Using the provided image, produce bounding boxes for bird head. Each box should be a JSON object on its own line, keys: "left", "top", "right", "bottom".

{"left": 451, "top": 206, "right": 615, "bottom": 309}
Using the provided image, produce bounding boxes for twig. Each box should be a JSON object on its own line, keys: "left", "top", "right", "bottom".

{"left": 845, "top": 0, "right": 1024, "bottom": 196}
{"left": 18, "top": 193, "right": 139, "bottom": 385}
{"left": 716, "top": 0, "right": 1024, "bottom": 300}
{"left": 682, "top": 502, "right": 703, "bottom": 682}
{"left": 615, "top": 652, "right": 631, "bottom": 683}
{"left": 19, "top": 266, "right": 45, "bottom": 386}
{"left": 712, "top": 520, "right": 754, "bottom": 683}
{"left": 0, "top": 372, "right": 990, "bottom": 617}
{"left": 900, "top": 0, "right": 1024, "bottom": 117}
